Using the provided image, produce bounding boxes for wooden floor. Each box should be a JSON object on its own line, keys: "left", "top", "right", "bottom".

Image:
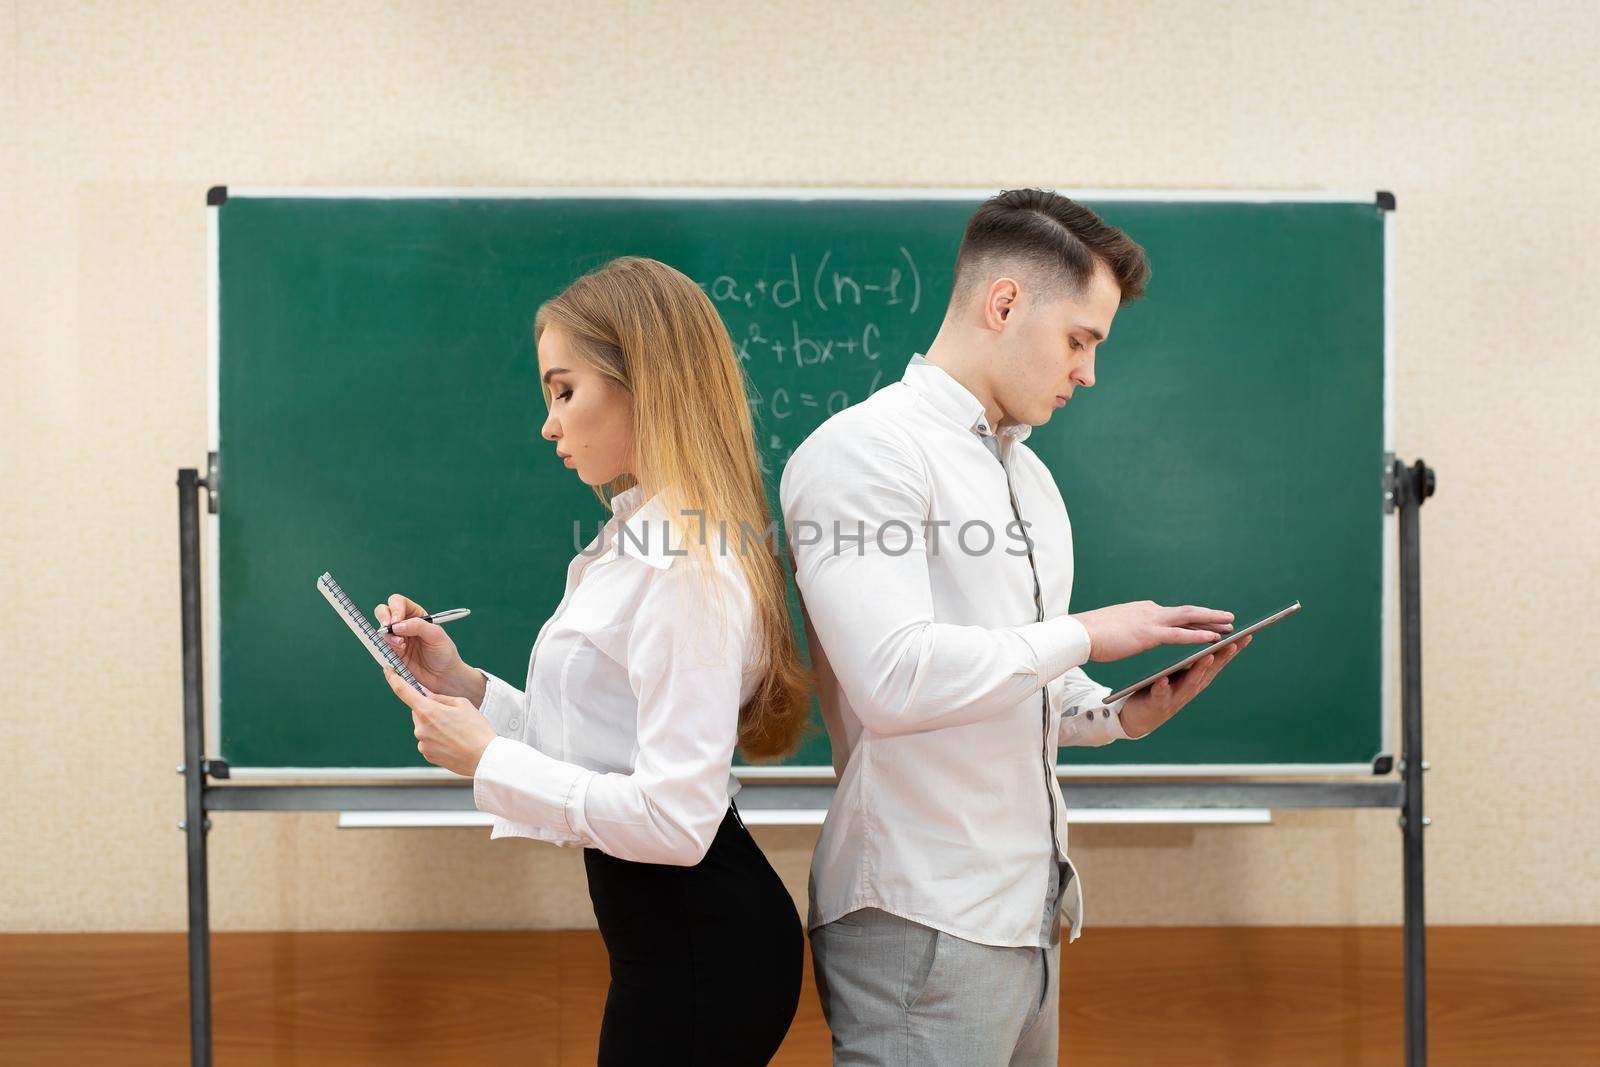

{"left": 2, "top": 926, "right": 1597, "bottom": 1065}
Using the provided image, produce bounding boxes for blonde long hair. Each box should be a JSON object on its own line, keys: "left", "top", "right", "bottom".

{"left": 533, "top": 257, "right": 812, "bottom": 760}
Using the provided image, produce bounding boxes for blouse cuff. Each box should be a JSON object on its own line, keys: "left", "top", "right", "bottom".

{"left": 476, "top": 669, "right": 526, "bottom": 737}
{"left": 473, "top": 735, "right": 592, "bottom": 838}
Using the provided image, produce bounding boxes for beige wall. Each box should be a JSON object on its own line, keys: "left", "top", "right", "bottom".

{"left": 5, "top": 0, "right": 1598, "bottom": 933}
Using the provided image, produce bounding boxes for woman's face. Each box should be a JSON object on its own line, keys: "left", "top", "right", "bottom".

{"left": 536, "top": 323, "right": 637, "bottom": 486}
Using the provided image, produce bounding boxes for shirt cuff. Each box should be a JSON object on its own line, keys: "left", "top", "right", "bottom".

{"left": 1103, "top": 694, "right": 1134, "bottom": 740}
{"left": 1060, "top": 692, "right": 1133, "bottom": 746}
{"left": 1018, "top": 614, "right": 1094, "bottom": 682}
{"left": 472, "top": 735, "right": 592, "bottom": 838}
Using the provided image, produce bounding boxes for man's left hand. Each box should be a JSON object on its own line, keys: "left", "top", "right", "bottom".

{"left": 1119, "top": 634, "right": 1252, "bottom": 739}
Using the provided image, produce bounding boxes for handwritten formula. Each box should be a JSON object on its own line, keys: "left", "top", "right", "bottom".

{"left": 693, "top": 246, "right": 931, "bottom": 470}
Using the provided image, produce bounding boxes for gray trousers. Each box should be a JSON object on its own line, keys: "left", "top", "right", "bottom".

{"left": 809, "top": 863, "right": 1071, "bottom": 1066}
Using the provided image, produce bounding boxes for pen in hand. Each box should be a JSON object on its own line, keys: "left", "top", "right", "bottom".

{"left": 378, "top": 608, "right": 470, "bottom": 635}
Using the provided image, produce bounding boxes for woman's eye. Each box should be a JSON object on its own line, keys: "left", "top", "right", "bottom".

{"left": 556, "top": 389, "right": 573, "bottom": 401}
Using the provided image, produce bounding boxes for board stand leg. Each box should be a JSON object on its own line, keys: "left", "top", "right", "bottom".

{"left": 178, "top": 467, "right": 213, "bottom": 1067}
{"left": 1393, "top": 457, "right": 1435, "bottom": 1067}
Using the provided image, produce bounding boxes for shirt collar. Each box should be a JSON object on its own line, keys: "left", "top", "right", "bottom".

{"left": 902, "top": 354, "right": 1032, "bottom": 444}
{"left": 609, "top": 484, "right": 684, "bottom": 570}
{"left": 609, "top": 483, "right": 647, "bottom": 515}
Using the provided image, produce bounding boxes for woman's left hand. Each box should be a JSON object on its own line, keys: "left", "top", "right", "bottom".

{"left": 384, "top": 667, "right": 498, "bottom": 777}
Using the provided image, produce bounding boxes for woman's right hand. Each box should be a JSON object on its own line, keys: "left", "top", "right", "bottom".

{"left": 374, "top": 593, "right": 470, "bottom": 697}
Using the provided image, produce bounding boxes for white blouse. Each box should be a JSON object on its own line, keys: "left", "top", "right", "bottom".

{"left": 472, "top": 484, "right": 761, "bottom": 867}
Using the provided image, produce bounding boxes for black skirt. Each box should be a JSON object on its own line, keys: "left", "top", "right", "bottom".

{"left": 583, "top": 803, "right": 804, "bottom": 1066}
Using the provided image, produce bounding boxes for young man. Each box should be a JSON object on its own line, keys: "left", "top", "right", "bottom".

{"left": 779, "top": 188, "right": 1250, "bottom": 1066}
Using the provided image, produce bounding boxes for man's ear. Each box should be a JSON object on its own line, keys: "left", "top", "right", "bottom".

{"left": 986, "top": 277, "right": 1019, "bottom": 330}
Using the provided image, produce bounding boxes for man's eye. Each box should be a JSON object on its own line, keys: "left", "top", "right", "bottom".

{"left": 1070, "top": 339, "right": 1083, "bottom": 352}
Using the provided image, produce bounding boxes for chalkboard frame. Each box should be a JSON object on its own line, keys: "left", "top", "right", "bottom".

{"left": 204, "top": 186, "right": 1394, "bottom": 780}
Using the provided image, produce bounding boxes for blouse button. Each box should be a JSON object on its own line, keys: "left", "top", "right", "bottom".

{"left": 508, "top": 718, "right": 521, "bottom": 730}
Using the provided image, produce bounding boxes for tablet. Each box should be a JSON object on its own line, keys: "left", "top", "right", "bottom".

{"left": 1104, "top": 601, "right": 1301, "bottom": 704}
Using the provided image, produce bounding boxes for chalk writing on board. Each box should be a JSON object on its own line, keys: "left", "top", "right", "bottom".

{"left": 750, "top": 373, "right": 888, "bottom": 422}
{"left": 733, "top": 320, "right": 883, "bottom": 366}
{"left": 697, "top": 247, "right": 923, "bottom": 317}
{"left": 691, "top": 247, "right": 927, "bottom": 472}
{"left": 745, "top": 369, "right": 887, "bottom": 475}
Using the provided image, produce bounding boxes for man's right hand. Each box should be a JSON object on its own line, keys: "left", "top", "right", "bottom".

{"left": 374, "top": 593, "right": 477, "bottom": 699}
{"left": 1071, "top": 601, "right": 1235, "bottom": 662}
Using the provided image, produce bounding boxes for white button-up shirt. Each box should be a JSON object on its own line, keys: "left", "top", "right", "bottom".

{"left": 779, "top": 354, "right": 1132, "bottom": 948}
{"left": 471, "top": 484, "right": 760, "bottom": 867}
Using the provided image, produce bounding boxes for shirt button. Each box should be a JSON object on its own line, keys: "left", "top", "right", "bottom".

{"left": 508, "top": 718, "right": 520, "bottom": 730}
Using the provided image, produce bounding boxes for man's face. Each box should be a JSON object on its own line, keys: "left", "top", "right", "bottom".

{"left": 991, "top": 260, "right": 1122, "bottom": 427}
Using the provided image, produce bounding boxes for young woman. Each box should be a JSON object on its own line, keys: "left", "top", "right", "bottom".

{"left": 377, "top": 256, "right": 812, "bottom": 1065}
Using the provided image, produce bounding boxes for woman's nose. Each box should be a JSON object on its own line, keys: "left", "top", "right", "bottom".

{"left": 541, "top": 413, "right": 560, "bottom": 441}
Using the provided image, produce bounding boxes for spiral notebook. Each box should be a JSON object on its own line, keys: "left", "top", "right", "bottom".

{"left": 316, "top": 571, "right": 429, "bottom": 695}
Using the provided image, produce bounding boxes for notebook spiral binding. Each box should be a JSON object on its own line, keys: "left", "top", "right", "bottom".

{"left": 317, "top": 571, "right": 427, "bottom": 695}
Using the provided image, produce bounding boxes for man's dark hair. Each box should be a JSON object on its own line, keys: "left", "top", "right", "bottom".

{"left": 949, "top": 188, "right": 1150, "bottom": 312}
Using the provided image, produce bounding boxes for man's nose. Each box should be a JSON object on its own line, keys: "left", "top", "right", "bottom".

{"left": 1073, "top": 354, "right": 1096, "bottom": 389}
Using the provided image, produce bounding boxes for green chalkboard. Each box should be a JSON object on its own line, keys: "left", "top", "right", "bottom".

{"left": 211, "top": 190, "right": 1389, "bottom": 775}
